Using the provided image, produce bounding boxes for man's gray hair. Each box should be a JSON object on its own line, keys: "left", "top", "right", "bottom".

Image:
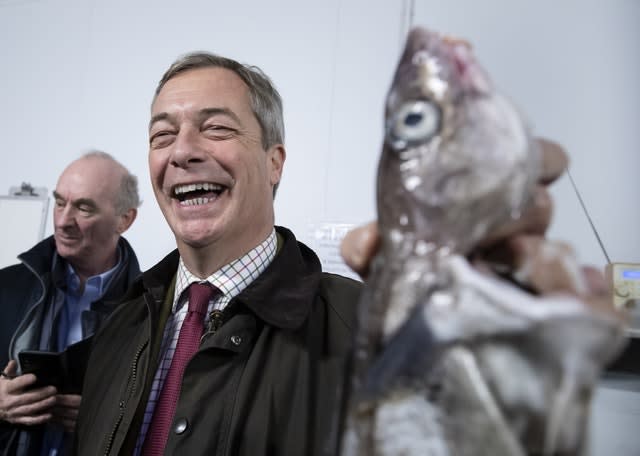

{"left": 153, "top": 52, "right": 285, "bottom": 196}
{"left": 82, "top": 150, "right": 141, "bottom": 214}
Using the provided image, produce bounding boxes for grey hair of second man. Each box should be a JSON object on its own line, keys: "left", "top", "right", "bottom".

{"left": 153, "top": 52, "right": 285, "bottom": 197}
{"left": 81, "top": 150, "right": 142, "bottom": 215}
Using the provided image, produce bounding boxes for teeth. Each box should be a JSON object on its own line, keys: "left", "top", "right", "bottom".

{"left": 179, "top": 197, "right": 213, "bottom": 206}
{"left": 174, "top": 182, "right": 223, "bottom": 195}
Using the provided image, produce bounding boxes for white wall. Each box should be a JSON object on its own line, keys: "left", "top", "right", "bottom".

{"left": 1, "top": 0, "right": 638, "bottom": 273}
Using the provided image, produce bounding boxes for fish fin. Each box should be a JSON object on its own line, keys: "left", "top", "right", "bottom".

{"left": 360, "top": 305, "right": 438, "bottom": 400}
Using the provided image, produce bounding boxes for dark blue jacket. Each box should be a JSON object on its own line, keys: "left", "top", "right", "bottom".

{"left": 0, "top": 235, "right": 141, "bottom": 456}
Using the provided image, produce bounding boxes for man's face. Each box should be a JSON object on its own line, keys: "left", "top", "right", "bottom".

{"left": 53, "top": 158, "right": 125, "bottom": 271}
{"left": 148, "top": 67, "right": 284, "bottom": 260}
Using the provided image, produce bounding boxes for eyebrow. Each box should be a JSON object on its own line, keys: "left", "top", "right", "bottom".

{"left": 197, "top": 107, "right": 242, "bottom": 125}
{"left": 73, "top": 198, "right": 98, "bottom": 209}
{"left": 149, "top": 112, "right": 170, "bottom": 131}
{"left": 149, "top": 107, "right": 243, "bottom": 131}
{"left": 52, "top": 191, "right": 97, "bottom": 209}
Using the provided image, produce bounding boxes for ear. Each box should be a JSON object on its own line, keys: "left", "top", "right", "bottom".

{"left": 267, "top": 144, "right": 286, "bottom": 187}
{"left": 116, "top": 208, "right": 137, "bottom": 234}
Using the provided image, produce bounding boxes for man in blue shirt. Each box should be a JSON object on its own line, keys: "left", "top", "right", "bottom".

{"left": 0, "top": 151, "right": 142, "bottom": 456}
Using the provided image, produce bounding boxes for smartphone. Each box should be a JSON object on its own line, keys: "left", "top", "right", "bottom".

{"left": 18, "top": 350, "right": 65, "bottom": 389}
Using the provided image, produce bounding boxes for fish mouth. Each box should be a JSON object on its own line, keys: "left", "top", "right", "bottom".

{"left": 170, "top": 182, "right": 228, "bottom": 206}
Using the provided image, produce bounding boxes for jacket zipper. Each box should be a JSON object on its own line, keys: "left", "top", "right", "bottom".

{"left": 103, "top": 340, "right": 147, "bottom": 455}
{"left": 200, "top": 309, "right": 224, "bottom": 343}
{"left": 102, "top": 304, "right": 223, "bottom": 453}
{"left": 8, "top": 260, "right": 46, "bottom": 362}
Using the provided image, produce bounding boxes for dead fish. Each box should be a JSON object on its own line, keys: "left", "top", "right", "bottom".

{"left": 340, "top": 26, "right": 626, "bottom": 456}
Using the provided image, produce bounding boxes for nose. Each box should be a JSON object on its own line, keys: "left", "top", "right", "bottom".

{"left": 55, "top": 204, "right": 77, "bottom": 229}
{"left": 170, "top": 128, "right": 208, "bottom": 168}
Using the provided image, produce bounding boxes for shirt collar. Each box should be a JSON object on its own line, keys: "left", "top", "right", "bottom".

{"left": 173, "top": 229, "right": 278, "bottom": 312}
{"left": 65, "top": 247, "right": 123, "bottom": 296}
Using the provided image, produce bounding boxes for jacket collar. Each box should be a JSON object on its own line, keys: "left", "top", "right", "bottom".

{"left": 17, "top": 235, "right": 57, "bottom": 277}
{"left": 91, "top": 237, "right": 141, "bottom": 311}
{"left": 141, "top": 226, "right": 322, "bottom": 330}
{"left": 237, "top": 226, "right": 321, "bottom": 329}
{"left": 17, "top": 236, "right": 141, "bottom": 306}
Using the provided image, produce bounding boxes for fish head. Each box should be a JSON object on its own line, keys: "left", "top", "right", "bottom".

{"left": 378, "top": 27, "right": 539, "bottom": 254}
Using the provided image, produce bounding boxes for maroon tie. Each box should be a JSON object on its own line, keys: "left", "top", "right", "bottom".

{"left": 142, "top": 282, "right": 215, "bottom": 455}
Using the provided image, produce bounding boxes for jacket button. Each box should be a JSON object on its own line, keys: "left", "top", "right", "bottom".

{"left": 174, "top": 417, "right": 189, "bottom": 435}
{"left": 231, "top": 335, "right": 242, "bottom": 346}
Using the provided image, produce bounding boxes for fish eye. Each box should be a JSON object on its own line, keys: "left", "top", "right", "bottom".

{"left": 388, "top": 100, "right": 441, "bottom": 149}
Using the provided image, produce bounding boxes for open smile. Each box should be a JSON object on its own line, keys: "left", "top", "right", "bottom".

{"left": 171, "top": 182, "right": 228, "bottom": 206}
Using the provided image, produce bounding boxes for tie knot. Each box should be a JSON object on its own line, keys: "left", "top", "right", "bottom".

{"left": 188, "top": 282, "right": 215, "bottom": 315}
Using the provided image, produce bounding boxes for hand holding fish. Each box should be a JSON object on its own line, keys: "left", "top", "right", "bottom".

{"left": 340, "top": 27, "right": 626, "bottom": 456}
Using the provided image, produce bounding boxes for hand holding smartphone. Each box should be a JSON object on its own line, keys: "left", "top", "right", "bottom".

{"left": 18, "top": 350, "right": 66, "bottom": 389}
{"left": 17, "top": 339, "right": 91, "bottom": 394}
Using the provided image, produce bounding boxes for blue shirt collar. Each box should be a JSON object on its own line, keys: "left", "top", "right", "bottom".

{"left": 64, "top": 248, "right": 122, "bottom": 296}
